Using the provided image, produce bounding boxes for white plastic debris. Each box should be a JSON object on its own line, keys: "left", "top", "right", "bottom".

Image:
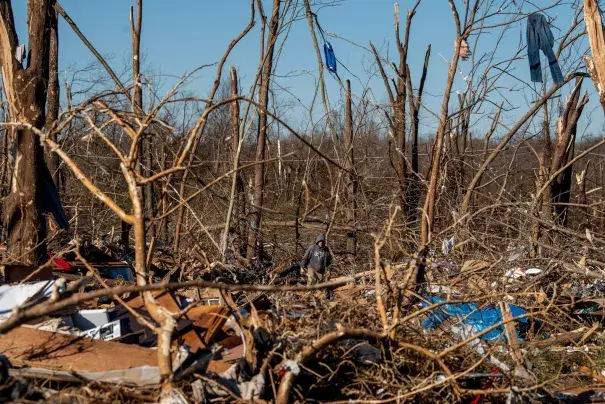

{"left": 205, "top": 362, "right": 265, "bottom": 400}
{"left": 15, "top": 44, "right": 26, "bottom": 64}
{"left": 442, "top": 237, "right": 455, "bottom": 255}
{"left": 505, "top": 268, "right": 525, "bottom": 279}
{"left": 281, "top": 360, "right": 301, "bottom": 376}
{"left": 505, "top": 267, "right": 542, "bottom": 279}
{"left": 428, "top": 285, "right": 461, "bottom": 295}
{"left": 191, "top": 379, "right": 205, "bottom": 402}
{"left": 586, "top": 228, "right": 594, "bottom": 244}
{"left": 239, "top": 373, "right": 265, "bottom": 401}
{"left": 525, "top": 268, "right": 543, "bottom": 275}
{"left": 159, "top": 388, "right": 188, "bottom": 404}
{"left": 0, "top": 281, "right": 55, "bottom": 318}
{"left": 507, "top": 247, "right": 526, "bottom": 262}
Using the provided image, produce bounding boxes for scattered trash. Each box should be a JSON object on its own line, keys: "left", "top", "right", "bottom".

{"left": 49, "top": 254, "right": 72, "bottom": 271}
{"left": 99, "top": 265, "right": 135, "bottom": 282}
{"left": 428, "top": 285, "right": 461, "bottom": 295}
{"left": 504, "top": 267, "right": 542, "bottom": 279}
{"left": 83, "top": 319, "right": 122, "bottom": 341}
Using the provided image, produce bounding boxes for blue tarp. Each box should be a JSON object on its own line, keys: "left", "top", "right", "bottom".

{"left": 421, "top": 296, "right": 528, "bottom": 341}
{"left": 323, "top": 42, "right": 337, "bottom": 74}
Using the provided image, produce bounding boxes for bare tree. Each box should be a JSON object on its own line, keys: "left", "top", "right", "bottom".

{"left": 371, "top": 1, "right": 421, "bottom": 218}
{"left": 247, "top": 0, "right": 282, "bottom": 260}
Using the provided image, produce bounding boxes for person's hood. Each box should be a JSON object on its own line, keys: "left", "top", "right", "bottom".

{"left": 315, "top": 234, "right": 326, "bottom": 245}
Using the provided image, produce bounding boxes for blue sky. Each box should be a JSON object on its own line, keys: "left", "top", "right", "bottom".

{"left": 8, "top": 1, "right": 601, "bottom": 137}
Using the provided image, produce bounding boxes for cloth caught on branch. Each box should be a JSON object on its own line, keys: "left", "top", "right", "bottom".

{"left": 526, "top": 13, "right": 563, "bottom": 85}
{"left": 15, "top": 45, "right": 26, "bottom": 65}
{"left": 455, "top": 38, "right": 472, "bottom": 61}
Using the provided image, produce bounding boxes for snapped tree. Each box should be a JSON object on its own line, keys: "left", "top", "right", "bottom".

{"left": 0, "top": 0, "right": 62, "bottom": 281}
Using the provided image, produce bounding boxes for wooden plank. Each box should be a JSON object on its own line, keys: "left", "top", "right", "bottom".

{"left": 177, "top": 306, "right": 229, "bottom": 353}
{"left": 0, "top": 326, "right": 156, "bottom": 373}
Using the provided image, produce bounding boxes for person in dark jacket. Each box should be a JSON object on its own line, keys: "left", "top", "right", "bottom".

{"left": 299, "top": 234, "right": 332, "bottom": 285}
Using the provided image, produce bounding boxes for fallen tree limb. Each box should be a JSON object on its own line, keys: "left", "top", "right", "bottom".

{"left": 276, "top": 328, "right": 387, "bottom": 404}
{"left": 0, "top": 271, "right": 375, "bottom": 335}
{"left": 275, "top": 327, "right": 459, "bottom": 404}
{"left": 563, "top": 263, "right": 605, "bottom": 281}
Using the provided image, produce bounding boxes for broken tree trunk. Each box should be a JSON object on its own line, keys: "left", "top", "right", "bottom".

{"left": 392, "top": 4, "right": 408, "bottom": 213}
{"left": 371, "top": 2, "right": 421, "bottom": 216}
{"left": 405, "top": 44, "right": 430, "bottom": 224}
{"left": 458, "top": 79, "right": 571, "bottom": 224}
{"left": 0, "top": 0, "right": 57, "bottom": 281}
{"left": 584, "top": 0, "right": 605, "bottom": 114}
{"left": 548, "top": 79, "right": 588, "bottom": 226}
{"left": 44, "top": 5, "right": 60, "bottom": 189}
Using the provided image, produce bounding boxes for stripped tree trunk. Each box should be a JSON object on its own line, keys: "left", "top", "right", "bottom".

{"left": 0, "top": 0, "right": 56, "bottom": 281}
{"left": 44, "top": 5, "right": 60, "bottom": 189}
{"left": 130, "top": 0, "right": 154, "bottom": 241}
{"left": 577, "top": 160, "right": 590, "bottom": 229}
{"left": 221, "top": 66, "right": 246, "bottom": 257}
{"left": 344, "top": 80, "right": 357, "bottom": 256}
{"left": 458, "top": 81, "right": 570, "bottom": 223}
{"left": 247, "top": 0, "right": 280, "bottom": 260}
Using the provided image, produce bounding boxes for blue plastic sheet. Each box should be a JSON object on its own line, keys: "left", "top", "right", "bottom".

{"left": 421, "top": 296, "right": 527, "bottom": 341}
{"left": 323, "top": 42, "right": 337, "bottom": 74}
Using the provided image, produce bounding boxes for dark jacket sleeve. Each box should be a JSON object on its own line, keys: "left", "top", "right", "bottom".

{"left": 300, "top": 246, "right": 313, "bottom": 268}
{"left": 325, "top": 248, "right": 333, "bottom": 270}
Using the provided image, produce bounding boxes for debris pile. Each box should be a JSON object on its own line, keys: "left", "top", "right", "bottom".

{"left": 2, "top": 238, "right": 605, "bottom": 403}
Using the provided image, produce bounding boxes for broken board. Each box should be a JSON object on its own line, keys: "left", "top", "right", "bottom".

{"left": 0, "top": 326, "right": 158, "bottom": 385}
